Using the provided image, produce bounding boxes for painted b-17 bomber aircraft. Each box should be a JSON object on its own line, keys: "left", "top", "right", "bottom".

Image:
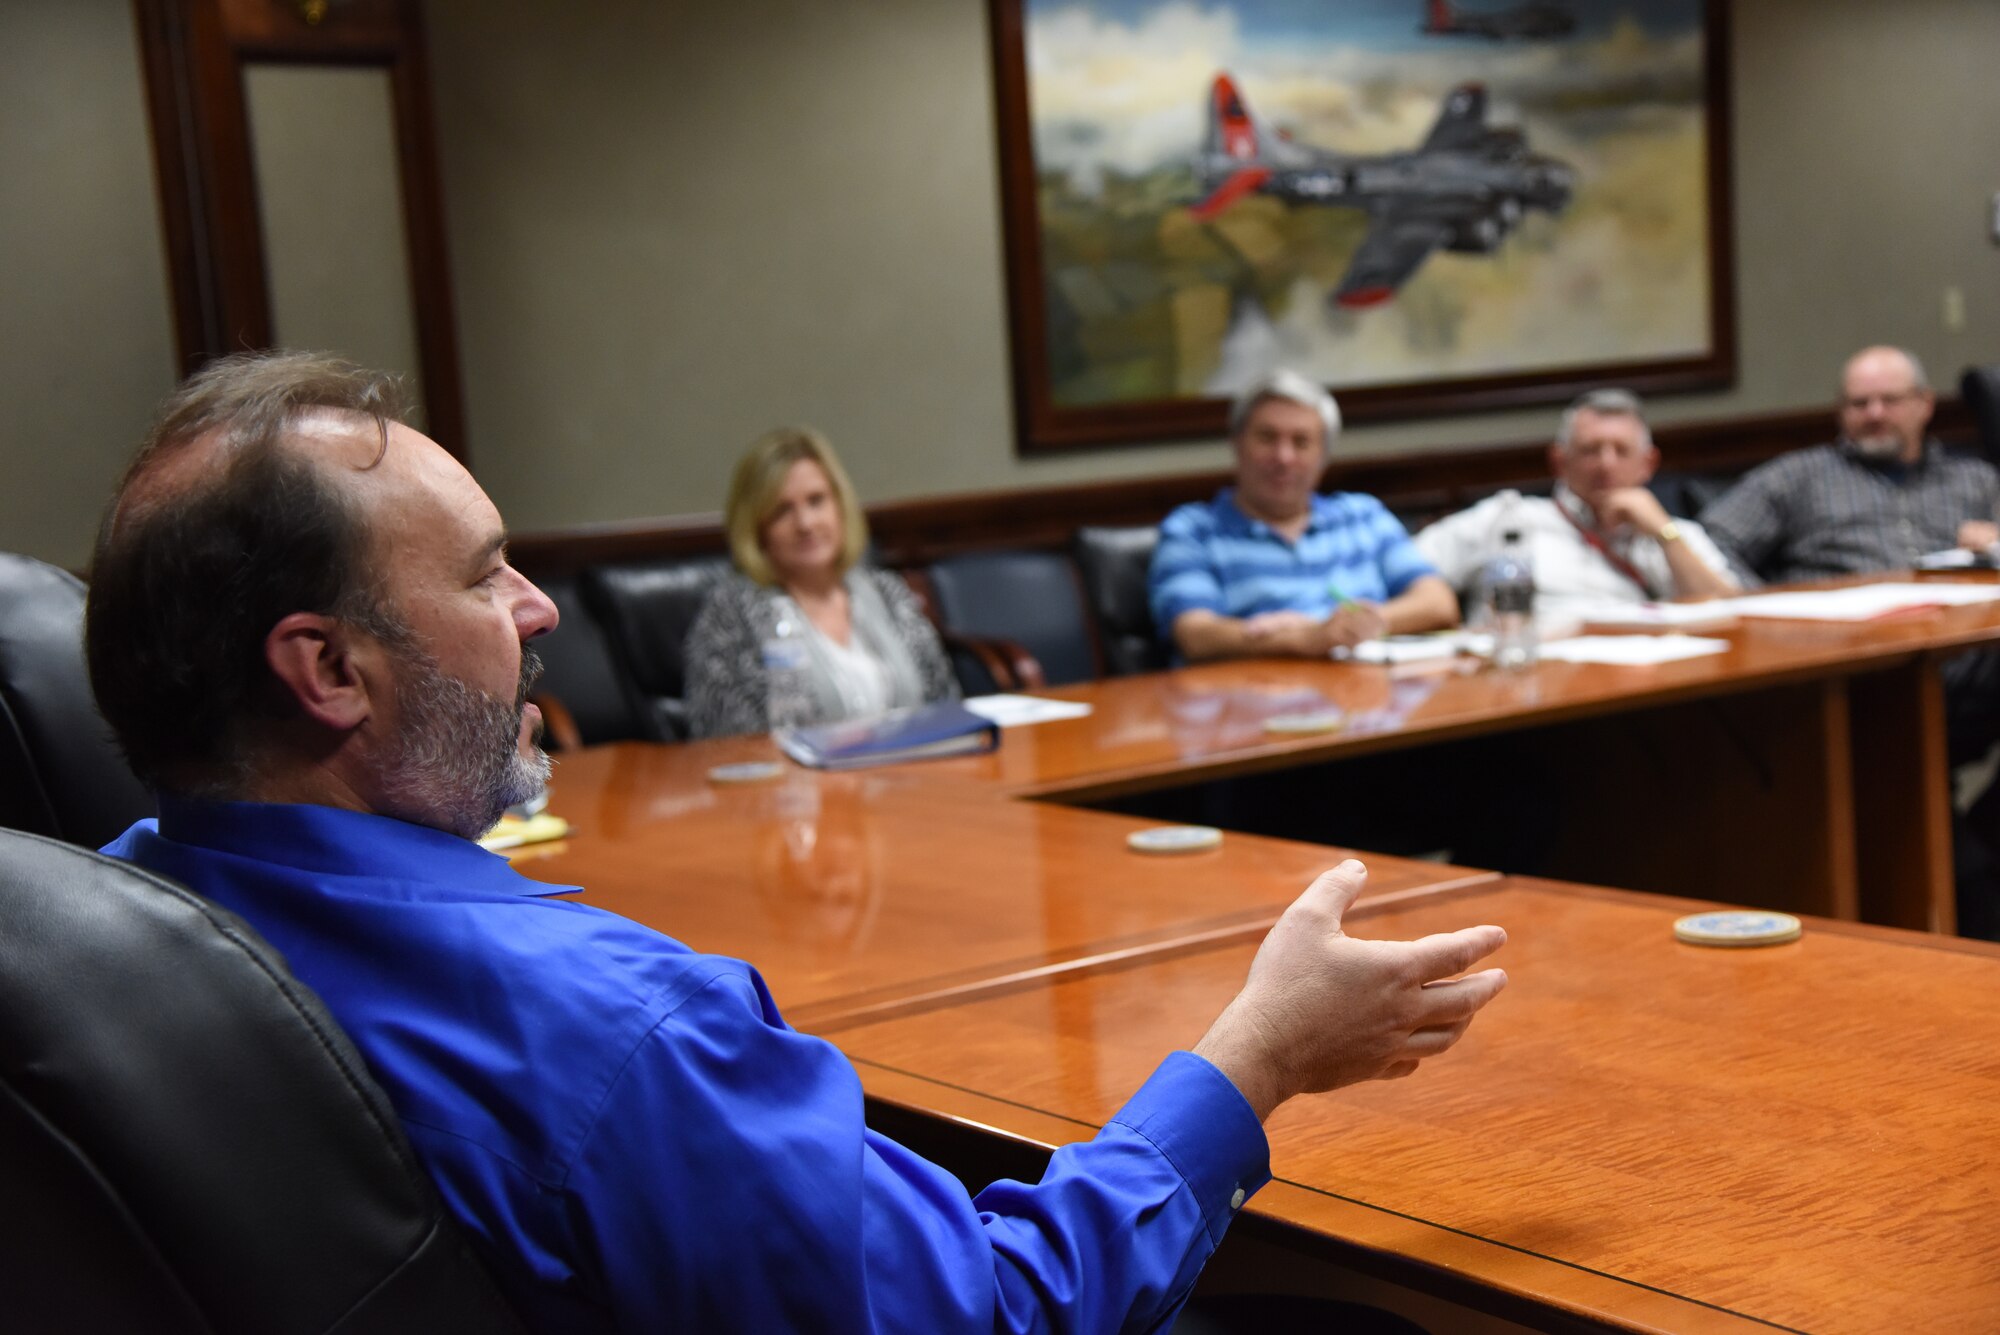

{"left": 1421, "top": 0, "right": 1577, "bottom": 42}
{"left": 1189, "top": 74, "right": 1575, "bottom": 307}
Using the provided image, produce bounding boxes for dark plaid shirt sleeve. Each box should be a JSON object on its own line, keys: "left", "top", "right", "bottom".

{"left": 1700, "top": 442, "right": 2000, "bottom": 584}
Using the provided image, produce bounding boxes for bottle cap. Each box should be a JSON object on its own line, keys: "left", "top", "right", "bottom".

{"left": 1263, "top": 710, "right": 1346, "bottom": 734}
{"left": 1672, "top": 910, "right": 1802, "bottom": 947}
{"left": 1126, "top": 825, "right": 1224, "bottom": 854}
{"left": 707, "top": 761, "right": 786, "bottom": 785}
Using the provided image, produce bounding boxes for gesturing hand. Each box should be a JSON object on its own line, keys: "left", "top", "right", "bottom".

{"left": 1193, "top": 860, "right": 1508, "bottom": 1121}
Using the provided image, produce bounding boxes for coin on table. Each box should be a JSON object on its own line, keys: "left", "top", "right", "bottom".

{"left": 1126, "top": 825, "right": 1224, "bottom": 855}
{"left": 1672, "top": 910, "right": 1802, "bottom": 947}
{"left": 1263, "top": 710, "right": 1346, "bottom": 735}
{"left": 707, "top": 761, "right": 786, "bottom": 785}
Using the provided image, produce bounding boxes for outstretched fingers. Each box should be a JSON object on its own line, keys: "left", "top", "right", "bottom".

{"left": 1413, "top": 966, "right": 1509, "bottom": 1027}
{"left": 1406, "top": 923, "right": 1508, "bottom": 984}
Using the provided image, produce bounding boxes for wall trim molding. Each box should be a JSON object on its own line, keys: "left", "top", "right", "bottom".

{"left": 510, "top": 399, "right": 1970, "bottom": 576}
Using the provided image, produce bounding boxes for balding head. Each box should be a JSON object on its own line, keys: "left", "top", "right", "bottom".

{"left": 87, "top": 352, "right": 415, "bottom": 794}
{"left": 1839, "top": 345, "right": 1934, "bottom": 463}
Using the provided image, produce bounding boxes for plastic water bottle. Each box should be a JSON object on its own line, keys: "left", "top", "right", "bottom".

{"left": 759, "top": 601, "right": 813, "bottom": 731}
{"left": 1484, "top": 529, "right": 1537, "bottom": 670}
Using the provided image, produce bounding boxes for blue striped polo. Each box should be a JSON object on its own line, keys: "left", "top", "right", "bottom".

{"left": 1148, "top": 488, "right": 1437, "bottom": 636}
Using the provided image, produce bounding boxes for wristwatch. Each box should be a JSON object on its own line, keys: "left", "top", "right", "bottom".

{"left": 1656, "top": 520, "right": 1684, "bottom": 544}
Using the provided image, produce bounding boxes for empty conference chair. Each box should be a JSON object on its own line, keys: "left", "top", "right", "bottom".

{"left": 1961, "top": 365, "right": 2000, "bottom": 466}
{"left": 1073, "top": 526, "right": 1168, "bottom": 677}
{"left": 580, "top": 555, "right": 733, "bottom": 741}
{"left": 0, "top": 828, "right": 527, "bottom": 1334}
{"left": 0, "top": 552, "right": 152, "bottom": 847}
{"left": 528, "top": 570, "right": 647, "bottom": 749}
{"left": 925, "top": 550, "right": 1100, "bottom": 688}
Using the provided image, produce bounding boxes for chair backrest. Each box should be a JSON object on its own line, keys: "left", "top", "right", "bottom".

{"left": 579, "top": 555, "right": 733, "bottom": 741}
{"left": 530, "top": 571, "right": 646, "bottom": 745}
{"left": 1072, "top": 526, "right": 1167, "bottom": 677}
{"left": 1961, "top": 366, "right": 2000, "bottom": 465}
{"left": 926, "top": 550, "right": 1100, "bottom": 687}
{"left": 0, "top": 553, "right": 154, "bottom": 847}
{"left": 0, "top": 828, "right": 527, "bottom": 1334}
{"left": 1648, "top": 470, "right": 1738, "bottom": 521}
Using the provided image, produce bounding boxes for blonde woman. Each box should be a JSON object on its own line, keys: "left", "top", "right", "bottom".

{"left": 684, "top": 428, "right": 956, "bottom": 738}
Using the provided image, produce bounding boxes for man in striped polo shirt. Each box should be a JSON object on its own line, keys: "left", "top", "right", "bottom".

{"left": 1149, "top": 370, "right": 1459, "bottom": 662}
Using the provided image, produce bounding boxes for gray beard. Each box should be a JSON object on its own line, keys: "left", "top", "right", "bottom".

{"left": 1845, "top": 432, "right": 1906, "bottom": 459}
{"left": 378, "top": 643, "right": 549, "bottom": 840}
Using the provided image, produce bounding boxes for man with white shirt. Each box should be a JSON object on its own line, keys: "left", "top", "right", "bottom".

{"left": 1415, "top": 389, "right": 1738, "bottom": 623}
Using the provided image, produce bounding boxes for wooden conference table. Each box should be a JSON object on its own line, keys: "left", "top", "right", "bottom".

{"left": 513, "top": 579, "right": 2000, "bottom": 1331}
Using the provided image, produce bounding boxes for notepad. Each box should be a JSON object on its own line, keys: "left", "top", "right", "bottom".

{"left": 1537, "top": 634, "right": 1731, "bottom": 665}
{"left": 775, "top": 701, "right": 1001, "bottom": 770}
{"left": 961, "top": 694, "right": 1094, "bottom": 727}
{"left": 1721, "top": 582, "right": 2000, "bottom": 622}
{"left": 1341, "top": 633, "right": 1483, "bottom": 665}
{"left": 1577, "top": 600, "right": 1740, "bottom": 633}
{"left": 478, "top": 811, "right": 572, "bottom": 852}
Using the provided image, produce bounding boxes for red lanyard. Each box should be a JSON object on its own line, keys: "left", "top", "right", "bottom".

{"left": 1556, "top": 502, "right": 1654, "bottom": 596}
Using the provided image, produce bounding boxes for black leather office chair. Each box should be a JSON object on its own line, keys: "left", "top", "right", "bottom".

{"left": 1648, "top": 470, "right": 1738, "bottom": 521}
{"left": 926, "top": 550, "right": 1100, "bottom": 687}
{"left": 0, "top": 828, "right": 527, "bottom": 1334}
{"left": 0, "top": 552, "right": 153, "bottom": 847}
{"left": 529, "top": 570, "right": 647, "bottom": 748}
{"left": 580, "top": 555, "right": 733, "bottom": 741}
{"left": 1961, "top": 366, "right": 2000, "bottom": 465}
{"left": 1073, "top": 526, "right": 1168, "bottom": 677}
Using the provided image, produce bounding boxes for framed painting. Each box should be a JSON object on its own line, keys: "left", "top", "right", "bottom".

{"left": 988, "top": 0, "right": 1735, "bottom": 453}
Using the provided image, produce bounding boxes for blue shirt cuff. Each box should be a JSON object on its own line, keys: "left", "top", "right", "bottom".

{"left": 1109, "top": 1051, "right": 1273, "bottom": 1245}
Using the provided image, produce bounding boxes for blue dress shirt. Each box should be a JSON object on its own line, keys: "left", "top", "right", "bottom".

{"left": 104, "top": 799, "right": 1271, "bottom": 1333}
{"left": 1148, "top": 489, "right": 1438, "bottom": 638}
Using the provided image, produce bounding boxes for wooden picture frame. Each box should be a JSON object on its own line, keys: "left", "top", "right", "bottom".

{"left": 988, "top": 0, "right": 1735, "bottom": 454}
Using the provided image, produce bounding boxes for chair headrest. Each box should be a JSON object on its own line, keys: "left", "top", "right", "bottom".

{"left": 579, "top": 556, "right": 732, "bottom": 697}
{"left": 0, "top": 827, "right": 531, "bottom": 1331}
{"left": 0, "top": 553, "right": 153, "bottom": 847}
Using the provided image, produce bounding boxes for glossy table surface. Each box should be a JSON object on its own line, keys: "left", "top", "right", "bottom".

{"left": 923, "top": 578, "right": 2000, "bottom": 801}
{"left": 831, "top": 878, "right": 2000, "bottom": 1334}
{"left": 508, "top": 577, "right": 2000, "bottom": 1330}
{"left": 515, "top": 741, "right": 1494, "bottom": 1027}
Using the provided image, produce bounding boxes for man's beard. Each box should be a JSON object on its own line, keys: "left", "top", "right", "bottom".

{"left": 1846, "top": 431, "right": 1905, "bottom": 459}
{"left": 377, "top": 641, "right": 550, "bottom": 840}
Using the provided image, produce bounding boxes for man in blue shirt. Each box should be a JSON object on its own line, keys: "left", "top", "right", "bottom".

{"left": 1150, "top": 371, "right": 1459, "bottom": 662}
{"left": 88, "top": 352, "right": 1508, "bottom": 1332}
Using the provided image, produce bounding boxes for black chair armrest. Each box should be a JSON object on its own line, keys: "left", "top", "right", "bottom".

{"left": 939, "top": 631, "right": 1047, "bottom": 694}
{"left": 528, "top": 691, "right": 584, "bottom": 754}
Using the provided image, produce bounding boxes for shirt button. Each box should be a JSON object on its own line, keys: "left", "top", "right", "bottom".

{"left": 1229, "top": 1187, "right": 1246, "bottom": 1211}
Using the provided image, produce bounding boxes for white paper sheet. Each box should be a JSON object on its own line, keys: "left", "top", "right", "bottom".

{"left": 1342, "top": 633, "right": 1487, "bottom": 664}
{"left": 1574, "top": 599, "right": 1740, "bottom": 631}
{"left": 962, "top": 693, "right": 1094, "bottom": 727}
{"left": 1537, "top": 634, "right": 1732, "bottom": 665}
{"left": 1913, "top": 548, "right": 1990, "bottom": 571}
{"left": 1719, "top": 582, "right": 2000, "bottom": 622}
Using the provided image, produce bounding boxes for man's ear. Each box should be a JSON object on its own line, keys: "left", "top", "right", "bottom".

{"left": 264, "top": 612, "right": 378, "bottom": 731}
{"left": 1546, "top": 443, "right": 1565, "bottom": 478}
{"left": 1636, "top": 446, "right": 1661, "bottom": 485}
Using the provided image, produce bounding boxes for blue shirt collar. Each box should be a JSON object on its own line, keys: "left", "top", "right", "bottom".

{"left": 1215, "top": 487, "right": 1334, "bottom": 539}
{"left": 154, "top": 796, "right": 578, "bottom": 899}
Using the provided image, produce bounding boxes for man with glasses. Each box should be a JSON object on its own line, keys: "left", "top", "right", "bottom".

{"left": 1702, "top": 345, "right": 2000, "bottom": 940}
{"left": 1700, "top": 345, "right": 1999, "bottom": 582}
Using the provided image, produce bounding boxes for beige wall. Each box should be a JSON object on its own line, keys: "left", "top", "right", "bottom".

{"left": 5, "top": 1, "right": 1998, "bottom": 565}
{"left": 1, "top": 1, "right": 176, "bottom": 569}
{"left": 424, "top": 0, "right": 2000, "bottom": 536}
